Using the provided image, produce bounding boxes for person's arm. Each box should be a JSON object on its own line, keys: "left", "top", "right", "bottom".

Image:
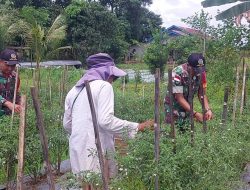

{"left": 63, "top": 93, "right": 73, "bottom": 135}
{"left": 198, "top": 88, "right": 213, "bottom": 120}
{"left": 175, "top": 93, "right": 203, "bottom": 122}
{"left": 198, "top": 72, "right": 213, "bottom": 120}
{"left": 97, "top": 82, "right": 139, "bottom": 138}
{"left": 172, "top": 70, "right": 203, "bottom": 122}
{"left": 2, "top": 76, "right": 22, "bottom": 113}
{"left": 3, "top": 100, "right": 21, "bottom": 113}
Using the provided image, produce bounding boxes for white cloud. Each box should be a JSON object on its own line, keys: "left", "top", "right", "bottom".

{"left": 148, "top": 0, "right": 242, "bottom": 28}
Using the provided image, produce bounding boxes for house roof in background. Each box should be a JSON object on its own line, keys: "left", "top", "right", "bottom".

{"left": 164, "top": 25, "right": 203, "bottom": 37}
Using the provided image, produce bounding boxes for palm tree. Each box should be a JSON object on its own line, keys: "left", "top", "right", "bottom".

{"left": 6, "top": 14, "right": 70, "bottom": 88}
{"left": 7, "top": 14, "right": 69, "bottom": 66}
{"left": 201, "top": 0, "right": 250, "bottom": 24}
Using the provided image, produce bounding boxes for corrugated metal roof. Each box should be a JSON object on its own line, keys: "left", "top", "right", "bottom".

{"left": 20, "top": 60, "right": 82, "bottom": 68}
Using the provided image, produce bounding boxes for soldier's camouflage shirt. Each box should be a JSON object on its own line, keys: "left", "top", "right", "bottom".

{"left": 0, "top": 71, "right": 21, "bottom": 115}
{"left": 164, "top": 63, "right": 207, "bottom": 128}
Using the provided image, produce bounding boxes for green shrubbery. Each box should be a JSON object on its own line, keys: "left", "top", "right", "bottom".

{"left": 112, "top": 123, "right": 250, "bottom": 190}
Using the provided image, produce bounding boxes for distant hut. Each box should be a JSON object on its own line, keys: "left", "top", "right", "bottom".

{"left": 125, "top": 44, "right": 148, "bottom": 64}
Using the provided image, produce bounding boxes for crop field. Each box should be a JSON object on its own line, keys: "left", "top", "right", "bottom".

{"left": 0, "top": 61, "right": 249, "bottom": 190}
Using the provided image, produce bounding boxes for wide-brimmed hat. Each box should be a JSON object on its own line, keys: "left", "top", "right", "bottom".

{"left": 75, "top": 53, "right": 126, "bottom": 87}
{"left": 187, "top": 53, "right": 206, "bottom": 74}
{"left": 86, "top": 53, "right": 126, "bottom": 77}
{"left": 0, "top": 49, "right": 19, "bottom": 65}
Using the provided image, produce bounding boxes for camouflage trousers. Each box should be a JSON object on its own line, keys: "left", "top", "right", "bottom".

{"left": 165, "top": 106, "right": 191, "bottom": 132}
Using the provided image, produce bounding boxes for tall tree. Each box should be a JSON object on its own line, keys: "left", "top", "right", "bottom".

{"left": 201, "top": 0, "right": 250, "bottom": 21}
{"left": 99, "top": 0, "right": 160, "bottom": 42}
{"left": 66, "top": 1, "right": 128, "bottom": 61}
{"left": 7, "top": 0, "right": 52, "bottom": 8}
{"left": 182, "top": 10, "right": 213, "bottom": 54}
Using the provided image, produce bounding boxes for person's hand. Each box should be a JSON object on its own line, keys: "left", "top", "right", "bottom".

{"left": 194, "top": 112, "right": 203, "bottom": 123}
{"left": 138, "top": 119, "right": 154, "bottom": 131}
{"left": 14, "top": 104, "right": 22, "bottom": 113}
{"left": 205, "top": 109, "right": 213, "bottom": 120}
{"left": 4, "top": 101, "right": 22, "bottom": 113}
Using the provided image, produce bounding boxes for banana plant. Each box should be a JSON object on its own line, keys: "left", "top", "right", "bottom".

{"left": 201, "top": 0, "right": 250, "bottom": 22}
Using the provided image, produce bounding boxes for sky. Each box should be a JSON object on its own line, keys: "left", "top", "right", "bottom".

{"left": 148, "top": 0, "right": 240, "bottom": 28}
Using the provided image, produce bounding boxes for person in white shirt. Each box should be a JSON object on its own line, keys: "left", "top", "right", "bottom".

{"left": 63, "top": 53, "right": 153, "bottom": 183}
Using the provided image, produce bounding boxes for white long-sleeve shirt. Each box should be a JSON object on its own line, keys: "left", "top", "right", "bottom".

{"left": 63, "top": 80, "right": 138, "bottom": 175}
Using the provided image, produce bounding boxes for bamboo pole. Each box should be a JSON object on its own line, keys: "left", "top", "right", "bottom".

{"left": 122, "top": 76, "right": 125, "bottom": 97}
{"left": 232, "top": 64, "right": 240, "bottom": 126}
{"left": 142, "top": 85, "right": 145, "bottom": 99}
{"left": 240, "top": 58, "right": 247, "bottom": 115}
{"left": 168, "top": 64, "right": 176, "bottom": 153}
{"left": 10, "top": 66, "right": 19, "bottom": 128}
{"left": 221, "top": 86, "right": 229, "bottom": 127}
{"left": 154, "top": 68, "right": 160, "bottom": 190}
{"left": 61, "top": 66, "right": 66, "bottom": 105}
{"left": 84, "top": 80, "right": 109, "bottom": 190}
{"left": 25, "top": 71, "right": 29, "bottom": 95}
{"left": 199, "top": 75, "right": 207, "bottom": 133}
{"left": 30, "top": 86, "right": 55, "bottom": 190}
{"left": 16, "top": 96, "right": 27, "bottom": 190}
{"left": 32, "top": 68, "right": 36, "bottom": 86}
{"left": 48, "top": 67, "right": 52, "bottom": 104}
{"left": 188, "top": 67, "right": 195, "bottom": 146}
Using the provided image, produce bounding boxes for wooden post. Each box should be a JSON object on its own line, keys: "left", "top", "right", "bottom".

{"left": 240, "top": 58, "right": 247, "bottom": 115}
{"left": 168, "top": 64, "right": 176, "bottom": 153}
{"left": 232, "top": 64, "right": 240, "bottom": 126}
{"left": 16, "top": 96, "right": 27, "bottom": 190}
{"left": 154, "top": 68, "right": 160, "bottom": 190}
{"left": 30, "top": 87, "right": 55, "bottom": 190}
{"left": 188, "top": 67, "right": 195, "bottom": 146}
{"left": 221, "top": 86, "right": 229, "bottom": 127}
{"left": 84, "top": 81, "right": 109, "bottom": 190}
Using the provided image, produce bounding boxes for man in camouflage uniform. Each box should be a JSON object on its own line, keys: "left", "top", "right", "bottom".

{"left": 0, "top": 49, "right": 21, "bottom": 116}
{"left": 164, "top": 53, "right": 213, "bottom": 130}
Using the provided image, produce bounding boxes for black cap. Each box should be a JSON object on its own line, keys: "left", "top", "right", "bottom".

{"left": 187, "top": 53, "right": 206, "bottom": 74}
{"left": 0, "top": 49, "right": 19, "bottom": 65}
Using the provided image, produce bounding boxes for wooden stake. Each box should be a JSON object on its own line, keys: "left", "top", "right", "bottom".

{"left": 232, "top": 64, "right": 240, "bottom": 125}
{"left": 142, "top": 85, "right": 145, "bottom": 99}
{"left": 154, "top": 68, "right": 160, "bottom": 190}
{"left": 32, "top": 68, "right": 36, "bottom": 86}
{"left": 188, "top": 67, "right": 195, "bottom": 146}
{"left": 240, "top": 58, "right": 247, "bottom": 115}
{"left": 221, "top": 86, "right": 229, "bottom": 127}
{"left": 122, "top": 76, "right": 125, "bottom": 97}
{"left": 168, "top": 64, "right": 176, "bottom": 153}
{"left": 17, "top": 96, "right": 27, "bottom": 190}
{"left": 30, "top": 86, "right": 55, "bottom": 190}
{"left": 10, "top": 66, "right": 19, "bottom": 128}
{"left": 199, "top": 75, "right": 207, "bottom": 133}
{"left": 49, "top": 67, "right": 52, "bottom": 104}
{"left": 84, "top": 81, "right": 109, "bottom": 190}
